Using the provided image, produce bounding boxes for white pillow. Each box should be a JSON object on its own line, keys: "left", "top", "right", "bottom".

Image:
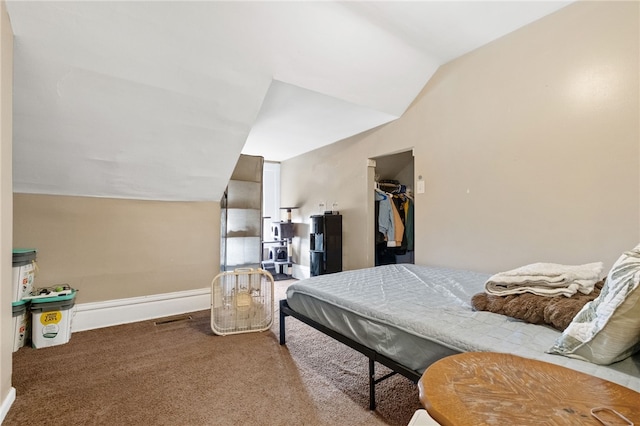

{"left": 548, "top": 244, "right": 640, "bottom": 364}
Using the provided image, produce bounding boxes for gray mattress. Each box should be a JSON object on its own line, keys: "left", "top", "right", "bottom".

{"left": 286, "top": 263, "right": 640, "bottom": 391}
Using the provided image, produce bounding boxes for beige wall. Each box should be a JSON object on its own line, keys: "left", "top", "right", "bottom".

{"left": 0, "top": 0, "right": 12, "bottom": 414}
{"left": 282, "top": 1, "right": 640, "bottom": 274}
{"left": 13, "top": 194, "right": 220, "bottom": 304}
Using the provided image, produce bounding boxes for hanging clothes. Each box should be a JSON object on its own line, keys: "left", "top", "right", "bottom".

{"left": 388, "top": 197, "right": 404, "bottom": 248}
{"left": 374, "top": 183, "right": 414, "bottom": 265}
{"left": 375, "top": 188, "right": 405, "bottom": 248}
{"left": 375, "top": 189, "right": 395, "bottom": 244}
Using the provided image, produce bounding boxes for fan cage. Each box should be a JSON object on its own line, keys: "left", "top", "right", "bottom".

{"left": 211, "top": 268, "right": 274, "bottom": 336}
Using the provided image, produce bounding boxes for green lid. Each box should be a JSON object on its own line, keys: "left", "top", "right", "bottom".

{"left": 13, "top": 248, "right": 37, "bottom": 254}
{"left": 12, "top": 300, "right": 27, "bottom": 315}
{"left": 12, "top": 249, "right": 37, "bottom": 266}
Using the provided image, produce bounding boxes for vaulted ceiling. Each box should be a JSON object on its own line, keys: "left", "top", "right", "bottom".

{"left": 6, "top": 1, "right": 572, "bottom": 201}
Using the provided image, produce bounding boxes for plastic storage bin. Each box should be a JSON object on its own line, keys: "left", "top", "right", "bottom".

{"left": 30, "top": 290, "right": 76, "bottom": 348}
{"left": 12, "top": 300, "right": 29, "bottom": 352}
{"left": 12, "top": 249, "right": 37, "bottom": 301}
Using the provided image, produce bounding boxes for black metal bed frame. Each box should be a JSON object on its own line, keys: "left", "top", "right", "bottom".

{"left": 279, "top": 299, "right": 422, "bottom": 410}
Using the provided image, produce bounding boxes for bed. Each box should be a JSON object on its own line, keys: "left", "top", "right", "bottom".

{"left": 278, "top": 263, "right": 640, "bottom": 409}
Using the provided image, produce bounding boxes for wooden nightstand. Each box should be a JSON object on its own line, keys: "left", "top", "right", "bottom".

{"left": 418, "top": 352, "right": 639, "bottom": 425}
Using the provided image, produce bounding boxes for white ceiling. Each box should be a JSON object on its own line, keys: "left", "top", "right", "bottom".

{"left": 6, "top": 1, "right": 572, "bottom": 202}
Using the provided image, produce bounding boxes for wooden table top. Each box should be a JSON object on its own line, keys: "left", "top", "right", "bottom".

{"left": 418, "top": 352, "right": 639, "bottom": 426}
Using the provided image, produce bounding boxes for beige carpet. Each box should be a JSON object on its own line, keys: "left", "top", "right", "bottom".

{"left": 5, "top": 281, "right": 421, "bottom": 425}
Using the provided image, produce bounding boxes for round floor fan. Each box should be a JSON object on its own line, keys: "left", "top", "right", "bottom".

{"left": 211, "top": 268, "right": 274, "bottom": 336}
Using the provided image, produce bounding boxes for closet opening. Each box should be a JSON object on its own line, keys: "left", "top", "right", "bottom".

{"left": 369, "top": 150, "right": 415, "bottom": 267}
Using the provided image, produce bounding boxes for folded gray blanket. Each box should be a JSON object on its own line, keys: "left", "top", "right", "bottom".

{"left": 484, "top": 262, "right": 604, "bottom": 297}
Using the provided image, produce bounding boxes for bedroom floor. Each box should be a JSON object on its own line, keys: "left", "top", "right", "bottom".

{"left": 5, "top": 277, "right": 420, "bottom": 425}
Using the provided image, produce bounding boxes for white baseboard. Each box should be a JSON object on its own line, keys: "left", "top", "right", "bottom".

{"left": 72, "top": 288, "right": 211, "bottom": 332}
{"left": 1, "top": 387, "right": 16, "bottom": 424}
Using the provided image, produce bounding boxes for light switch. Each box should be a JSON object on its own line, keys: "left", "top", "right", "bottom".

{"left": 417, "top": 180, "right": 425, "bottom": 194}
